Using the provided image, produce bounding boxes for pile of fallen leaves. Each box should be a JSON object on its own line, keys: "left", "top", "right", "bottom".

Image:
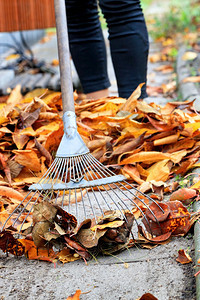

{"left": 0, "top": 83, "right": 200, "bottom": 262}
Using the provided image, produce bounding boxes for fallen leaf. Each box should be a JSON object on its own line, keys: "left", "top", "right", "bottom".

{"left": 19, "top": 239, "right": 56, "bottom": 262}
{"left": 182, "top": 51, "right": 198, "bottom": 61}
{"left": 182, "top": 76, "right": 200, "bottom": 83}
{"left": 120, "top": 152, "right": 170, "bottom": 165}
{"left": 13, "top": 150, "right": 41, "bottom": 172}
{"left": 170, "top": 188, "right": 197, "bottom": 205}
{"left": 176, "top": 249, "right": 192, "bottom": 264}
{"left": 66, "top": 290, "right": 81, "bottom": 300}
{"left": 57, "top": 248, "right": 80, "bottom": 263}
{"left": 138, "top": 292, "right": 158, "bottom": 300}
{"left": 0, "top": 231, "right": 25, "bottom": 256}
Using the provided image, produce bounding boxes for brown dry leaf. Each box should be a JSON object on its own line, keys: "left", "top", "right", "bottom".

{"left": 149, "top": 53, "right": 167, "bottom": 63}
{"left": 51, "top": 189, "right": 87, "bottom": 206}
{"left": 87, "top": 137, "right": 112, "bottom": 151}
{"left": 176, "top": 249, "right": 192, "bottom": 264}
{"left": 66, "top": 290, "right": 81, "bottom": 300}
{"left": 0, "top": 186, "right": 24, "bottom": 201}
{"left": 143, "top": 201, "right": 191, "bottom": 237}
{"left": 13, "top": 150, "right": 41, "bottom": 172}
{"left": 44, "top": 124, "right": 64, "bottom": 153}
{"left": 170, "top": 188, "right": 197, "bottom": 205}
{"left": 7, "top": 84, "right": 22, "bottom": 105}
{"left": 77, "top": 227, "right": 107, "bottom": 248}
{"left": 138, "top": 292, "right": 158, "bottom": 300}
{"left": 0, "top": 231, "right": 25, "bottom": 256}
{"left": 0, "top": 153, "right": 12, "bottom": 184}
{"left": 136, "top": 100, "right": 161, "bottom": 115}
{"left": 33, "top": 201, "right": 57, "bottom": 224}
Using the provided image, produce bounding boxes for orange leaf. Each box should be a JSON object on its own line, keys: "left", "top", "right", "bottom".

{"left": 0, "top": 185, "right": 24, "bottom": 201}
{"left": 120, "top": 151, "right": 170, "bottom": 165}
{"left": 122, "top": 165, "right": 144, "bottom": 185}
{"left": 176, "top": 249, "right": 192, "bottom": 264}
{"left": 44, "top": 124, "right": 64, "bottom": 153}
{"left": 183, "top": 76, "right": 200, "bottom": 83}
{"left": 170, "top": 188, "right": 197, "bottom": 205}
{"left": 153, "top": 134, "right": 179, "bottom": 146}
{"left": 144, "top": 201, "right": 191, "bottom": 236}
{"left": 146, "top": 159, "right": 171, "bottom": 182}
{"left": 66, "top": 290, "right": 81, "bottom": 300}
{"left": 19, "top": 239, "right": 56, "bottom": 262}
{"left": 120, "top": 83, "right": 145, "bottom": 112}
{"left": 13, "top": 150, "right": 41, "bottom": 172}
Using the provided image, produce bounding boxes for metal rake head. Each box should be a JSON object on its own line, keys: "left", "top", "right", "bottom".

{"left": 2, "top": 152, "right": 164, "bottom": 235}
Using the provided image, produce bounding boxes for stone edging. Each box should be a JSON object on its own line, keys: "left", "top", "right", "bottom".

{"left": 176, "top": 46, "right": 200, "bottom": 110}
{"left": 177, "top": 46, "right": 200, "bottom": 300}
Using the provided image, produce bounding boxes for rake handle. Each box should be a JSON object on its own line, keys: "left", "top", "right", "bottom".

{"left": 54, "top": 0, "right": 75, "bottom": 113}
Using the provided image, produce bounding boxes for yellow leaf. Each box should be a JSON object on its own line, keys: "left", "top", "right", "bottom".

{"left": 184, "top": 122, "right": 200, "bottom": 133}
{"left": 120, "top": 151, "right": 170, "bottom": 165}
{"left": 122, "top": 165, "right": 144, "bottom": 185}
{"left": 146, "top": 159, "right": 171, "bottom": 182}
{"left": 57, "top": 249, "right": 80, "bottom": 263}
{"left": 120, "top": 83, "right": 145, "bottom": 112}
{"left": 91, "top": 220, "right": 124, "bottom": 231}
{"left": 182, "top": 51, "right": 197, "bottom": 61}
{"left": 6, "top": 54, "right": 20, "bottom": 60}
{"left": 170, "top": 150, "right": 187, "bottom": 164}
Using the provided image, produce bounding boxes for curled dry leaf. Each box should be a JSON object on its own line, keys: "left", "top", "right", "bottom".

{"left": 170, "top": 188, "right": 197, "bottom": 205}
{"left": 143, "top": 201, "right": 191, "bottom": 237}
{"left": 176, "top": 249, "right": 192, "bottom": 264}
{"left": 138, "top": 293, "right": 158, "bottom": 300}
{"left": 0, "top": 231, "right": 25, "bottom": 256}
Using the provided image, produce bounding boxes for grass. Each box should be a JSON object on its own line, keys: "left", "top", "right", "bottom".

{"left": 149, "top": 0, "right": 200, "bottom": 39}
{"left": 141, "top": 0, "right": 154, "bottom": 10}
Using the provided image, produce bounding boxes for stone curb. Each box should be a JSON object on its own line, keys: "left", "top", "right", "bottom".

{"left": 177, "top": 46, "right": 200, "bottom": 300}
{"left": 176, "top": 45, "right": 200, "bottom": 109}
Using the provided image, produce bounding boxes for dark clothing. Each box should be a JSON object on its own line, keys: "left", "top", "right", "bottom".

{"left": 65, "top": 0, "right": 149, "bottom": 99}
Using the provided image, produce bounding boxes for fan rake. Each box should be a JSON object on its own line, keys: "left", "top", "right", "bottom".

{"left": 1, "top": 0, "right": 164, "bottom": 237}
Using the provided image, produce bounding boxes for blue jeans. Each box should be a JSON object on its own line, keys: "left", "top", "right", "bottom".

{"left": 65, "top": 0, "right": 149, "bottom": 98}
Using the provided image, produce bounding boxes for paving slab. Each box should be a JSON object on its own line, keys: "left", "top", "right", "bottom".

{"left": 0, "top": 235, "right": 195, "bottom": 300}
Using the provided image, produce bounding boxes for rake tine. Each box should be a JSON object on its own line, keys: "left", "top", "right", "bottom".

{"left": 80, "top": 188, "right": 87, "bottom": 219}
{"left": 123, "top": 180, "right": 165, "bottom": 212}
{"left": 1, "top": 190, "right": 35, "bottom": 231}
{"left": 114, "top": 182, "right": 162, "bottom": 235}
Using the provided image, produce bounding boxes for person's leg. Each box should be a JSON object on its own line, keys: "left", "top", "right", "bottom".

{"left": 65, "top": 0, "right": 110, "bottom": 98}
{"left": 99, "top": 0, "right": 149, "bottom": 99}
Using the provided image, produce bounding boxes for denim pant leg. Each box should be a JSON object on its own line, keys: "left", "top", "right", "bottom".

{"left": 99, "top": 0, "right": 149, "bottom": 98}
{"left": 65, "top": 0, "right": 110, "bottom": 93}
